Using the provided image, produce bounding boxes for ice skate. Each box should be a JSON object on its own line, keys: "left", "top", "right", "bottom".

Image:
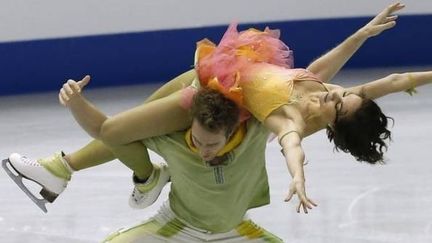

{"left": 129, "top": 162, "right": 170, "bottom": 209}
{"left": 2, "top": 153, "right": 69, "bottom": 213}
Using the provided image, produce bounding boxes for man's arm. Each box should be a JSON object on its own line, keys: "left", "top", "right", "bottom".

{"left": 307, "top": 2, "right": 405, "bottom": 83}
{"left": 347, "top": 71, "right": 432, "bottom": 100}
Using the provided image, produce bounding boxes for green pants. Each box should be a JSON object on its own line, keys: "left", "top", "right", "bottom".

{"left": 103, "top": 202, "right": 283, "bottom": 243}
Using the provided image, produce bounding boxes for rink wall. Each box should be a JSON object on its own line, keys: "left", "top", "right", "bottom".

{"left": 1, "top": 1, "right": 431, "bottom": 96}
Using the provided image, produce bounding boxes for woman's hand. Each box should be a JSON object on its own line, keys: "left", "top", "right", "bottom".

{"left": 360, "top": 2, "right": 405, "bottom": 38}
{"left": 306, "top": 2, "right": 405, "bottom": 83}
{"left": 59, "top": 75, "right": 91, "bottom": 107}
{"left": 285, "top": 179, "right": 317, "bottom": 214}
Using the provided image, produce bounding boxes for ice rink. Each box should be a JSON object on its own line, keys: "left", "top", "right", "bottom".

{"left": 1, "top": 67, "right": 431, "bottom": 243}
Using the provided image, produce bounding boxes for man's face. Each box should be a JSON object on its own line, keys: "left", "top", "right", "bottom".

{"left": 191, "top": 120, "right": 228, "bottom": 161}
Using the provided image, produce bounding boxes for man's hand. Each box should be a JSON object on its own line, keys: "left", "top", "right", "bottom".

{"left": 361, "top": 2, "right": 405, "bottom": 38}
{"left": 59, "top": 75, "right": 91, "bottom": 107}
{"left": 285, "top": 179, "right": 317, "bottom": 214}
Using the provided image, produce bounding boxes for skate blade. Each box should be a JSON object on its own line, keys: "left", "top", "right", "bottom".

{"left": 2, "top": 159, "right": 49, "bottom": 213}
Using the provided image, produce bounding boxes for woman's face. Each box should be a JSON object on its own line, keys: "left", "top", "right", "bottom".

{"left": 319, "top": 89, "right": 363, "bottom": 125}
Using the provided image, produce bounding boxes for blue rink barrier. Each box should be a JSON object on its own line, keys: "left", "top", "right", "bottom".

{"left": 0, "top": 14, "right": 431, "bottom": 96}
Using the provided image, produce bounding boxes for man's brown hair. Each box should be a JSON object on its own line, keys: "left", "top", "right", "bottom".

{"left": 191, "top": 88, "right": 240, "bottom": 137}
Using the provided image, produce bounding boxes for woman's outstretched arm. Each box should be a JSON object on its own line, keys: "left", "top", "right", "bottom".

{"left": 347, "top": 71, "right": 432, "bottom": 99}
{"left": 306, "top": 2, "right": 404, "bottom": 83}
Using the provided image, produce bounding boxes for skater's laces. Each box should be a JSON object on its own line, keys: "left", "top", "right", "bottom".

{"left": 22, "top": 156, "right": 42, "bottom": 167}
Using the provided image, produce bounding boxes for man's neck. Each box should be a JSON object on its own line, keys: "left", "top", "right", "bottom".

{"left": 206, "top": 154, "right": 230, "bottom": 166}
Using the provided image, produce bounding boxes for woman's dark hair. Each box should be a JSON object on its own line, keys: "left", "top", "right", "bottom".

{"left": 191, "top": 88, "right": 240, "bottom": 137}
{"left": 326, "top": 98, "right": 392, "bottom": 164}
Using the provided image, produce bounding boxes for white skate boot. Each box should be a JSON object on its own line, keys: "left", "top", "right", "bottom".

{"left": 2, "top": 153, "right": 69, "bottom": 213}
{"left": 129, "top": 162, "right": 170, "bottom": 209}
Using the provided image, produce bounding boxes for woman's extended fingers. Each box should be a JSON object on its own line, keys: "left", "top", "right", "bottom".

{"left": 386, "top": 15, "right": 398, "bottom": 23}
{"left": 296, "top": 202, "right": 302, "bottom": 213}
{"left": 297, "top": 201, "right": 312, "bottom": 214}
{"left": 296, "top": 198, "right": 317, "bottom": 214}
{"left": 296, "top": 201, "right": 308, "bottom": 214}
{"left": 284, "top": 188, "right": 295, "bottom": 202}
{"left": 385, "top": 2, "right": 405, "bottom": 16}
{"left": 299, "top": 194, "right": 316, "bottom": 209}
{"left": 77, "top": 75, "right": 91, "bottom": 89}
{"left": 67, "top": 79, "right": 81, "bottom": 93}
{"left": 302, "top": 202, "right": 308, "bottom": 214}
{"left": 364, "top": 10, "right": 399, "bottom": 37}
{"left": 61, "top": 79, "right": 81, "bottom": 97}
{"left": 389, "top": 2, "right": 405, "bottom": 13}
{"left": 285, "top": 180, "right": 317, "bottom": 213}
{"left": 285, "top": 190, "right": 318, "bottom": 213}
{"left": 59, "top": 93, "right": 66, "bottom": 106}
{"left": 63, "top": 81, "right": 74, "bottom": 95}
{"left": 374, "top": 2, "right": 405, "bottom": 24}
{"left": 58, "top": 76, "right": 90, "bottom": 107}
{"left": 60, "top": 88, "right": 69, "bottom": 101}
{"left": 308, "top": 198, "right": 318, "bottom": 207}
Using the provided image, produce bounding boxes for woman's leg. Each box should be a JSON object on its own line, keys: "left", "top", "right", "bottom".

{"left": 5, "top": 135, "right": 161, "bottom": 212}
{"left": 5, "top": 77, "right": 194, "bottom": 211}
{"left": 100, "top": 91, "right": 192, "bottom": 146}
{"left": 64, "top": 139, "right": 115, "bottom": 171}
{"left": 65, "top": 139, "right": 152, "bottom": 179}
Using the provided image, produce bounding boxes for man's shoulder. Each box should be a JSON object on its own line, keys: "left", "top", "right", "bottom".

{"left": 245, "top": 118, "right": 268, "bottom": 135}
{"left": 246, "top": 117, "right": 262, "bottom": 126}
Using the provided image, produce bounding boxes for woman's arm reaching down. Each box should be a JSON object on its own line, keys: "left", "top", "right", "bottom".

{"left": 264, "top": 108, "right": 317, "bottom": 214}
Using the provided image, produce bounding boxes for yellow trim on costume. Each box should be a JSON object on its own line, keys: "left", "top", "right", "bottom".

{"left": 157, "top": 218, "right": 186, "bottom": 238}
{"left": 236, "top": 220, "right": 264, "bottom": 239}
{"left": 236, "top": 220, "right": 283, "bottom": 242}
{"left": 185, "top": 123, "right": 246, "bottom": 157}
